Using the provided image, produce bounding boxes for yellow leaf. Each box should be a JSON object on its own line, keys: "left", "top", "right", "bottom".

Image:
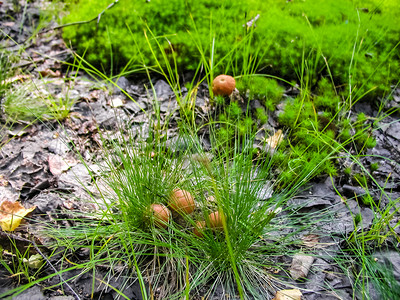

{"left": 273, "top": 289, "right": 302, "bottom": 300}
{"left": 0, "top": 200, "right": 36, "bottom": 231}
{"left": 265, "top": 129, "right": 284, "bottom": 149}
{"left": 22, "top": 254, "right": 44, "bottom": 269}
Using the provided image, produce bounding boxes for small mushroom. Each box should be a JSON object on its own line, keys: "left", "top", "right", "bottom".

{"left": 193, "top": 220, "right": 206, "bottom": 238}
{"left": 212, "top": 75, "right": 236, "bottom": 96}
{"left": 169, "top": 188, "right": 196, "bottom": 215}
{"left": 208, "top": 210, "right": 224, "bottom": 229}
{"left": 150, "top": 203, "right": 171, "bottom": 228}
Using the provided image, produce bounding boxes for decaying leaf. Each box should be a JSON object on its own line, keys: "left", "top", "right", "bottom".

{"left": 301, "top": 234, "right": 319, "bottom": 248}
{"left": 0, "top": 74, "right": 31, "bottom": 85}
{"left": 273, "top": 289, "right": 302, "bottom": 300}
{"left": 22, "top": 254, "right": 44, "bottom": 269}
{"left": 265, "top": 129, "right": 284, "bottom": 149}
{"left": 39, "top": 69, "right": 61, "bottom": 78}
{"left": 7, "top": 124, "right": 29, "bottom": 137}
{"left": 48, "top": 154, "right": 77, "bottom": 176}
{"left": 109, "top": 96, "right": 124, "bottom": 108}
{"left": 0, "top": 200, "right": 36, "bottom": 231}
{"left": 0, "top": 175, "right": 8, "bottom": 187}
{"left": 289, "top": 253, "right": 315, "bottom": 280}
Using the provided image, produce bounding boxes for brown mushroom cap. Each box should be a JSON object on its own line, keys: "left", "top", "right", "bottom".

{"left": 150, "top": 203, "right": 171, "bottom": 228}
{"left": 169, "top": 188, "right": 196, "bottom": 215}
{"left": 208, "top": 211, "right": 224, "bottom": 229}
{"left": 193, "top": 220, "right": 206, "bottom": 237}
{"left": 212, "top": 75, "right": 236, "bottom": 96}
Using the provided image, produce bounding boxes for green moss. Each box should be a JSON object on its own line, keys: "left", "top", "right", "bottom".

{"left": 237, "top": 77, "right": 284, "bottom": 111}
{"left": 277, "top": 99, "right": 301, "bottom": 129}
{"left": 354, "top": 213, "right": 362, "bottom": 225}
{"left": 62, "top": 0, "right": 393, "bottom": 185}
{"left": 63, "top": 0, "right": 400, "bottom": 99}
{"left": 356, "top": 113, "right": 367, "bottom": 127}
{"left": 227, "top": 101, "right": 242, "bottom": 119}
{"left": 353, "top": 173, "right": 368, "bottom": 186}
{"left": 344, "top": 167, "right": 352, "bottom": 176}
{"left": 216, "top": 101, "right": 255, "bottom": 144}
{"left": 255, "top": 107, "right": 268, "bottom": 124}
{"left": 339, "top": 128, "right": 351, "bottom": 142}
{"left": 63, "top": 0, "right": 258, "bottom": 72}
{"left": 361, "top": 194, "right": 374, "bottom": 206}
{"left": 365, "top": 135, "right": 377, "bottom": 149}
{"left": 214, "top": 95, "right": 225, "bottom": 106}
{"left": 370, "top": 162, "right": 379, "bottom": 172}
{"left": 314, "top": 78, "right": 340, "bottom": 112}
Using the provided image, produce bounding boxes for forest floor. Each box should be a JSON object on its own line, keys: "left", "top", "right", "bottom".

{"left": 1, "top": 1, "right": 400, "bottom": 299}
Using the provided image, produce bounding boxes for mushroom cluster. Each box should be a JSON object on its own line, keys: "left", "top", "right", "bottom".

{"left": 149, "top": 189, "right": 225, "bottom": 238}
{"left": 149, "top": 188, "right": 196, "bottom": 228}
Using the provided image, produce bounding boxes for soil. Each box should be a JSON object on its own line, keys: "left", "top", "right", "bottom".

{"left": 1, "top": 1, "right": 400, "bottom": 299}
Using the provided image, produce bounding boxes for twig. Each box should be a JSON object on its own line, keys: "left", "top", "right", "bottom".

{"left": 0, "top": 231, "right": 81, "bottom": 300}
{"left": 0, "top": 0, "right": 120, "bottom": 50}
{"left": 39, "top": 0, "right": 120, "bottom": 34}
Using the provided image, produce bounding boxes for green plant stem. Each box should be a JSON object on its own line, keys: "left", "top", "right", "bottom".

{"left": 0, "top": 231, "right": 81, "bottom": 300}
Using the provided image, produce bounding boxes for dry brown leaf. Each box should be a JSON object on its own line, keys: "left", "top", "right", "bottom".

{"left": 290, "top": 253, "right": 315, "bottom": 280}
{"left": 1, "top": 74, "right": 31, "bottom": 85}
{"left": 273, "top": 289, "right": 302, "bottom": 300}
{"left": 109, "top": 96, "right": 124, "bottom": 108}
{"left": 39, "top": 69, "right": 61, "bottom": 78}
{"left": 48, "top": 154, "right": 77, "bottom": 176}
{"left": 265, "top": 129, "right": 284, "bottom": 149}
{"left": 2, "top": 22, "right": 16, "bottom": 27}
{"left": 0, "top": 175, "right": 8, "bottom": 187}
{"left": 0, "top": 200, "right": 36, "bottom": 231}
{"left": 301, "top": 234, "right": 319, "bottom": 248}
{"left": 63, "top": 199, "right": 76, "bottom": 210}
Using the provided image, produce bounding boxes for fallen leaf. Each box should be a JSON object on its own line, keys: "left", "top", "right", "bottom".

{"left": 22, "top": 254, "right": 44, "bottom": 269}
{"left": 0, "top": 74, "right": 31, "bottom": 85}
{"left": 0, "top": 200, "right": 36, "bottom": 231}
{"left": 48, "top": 154, "right": 77, "bottom": 176}
{"left": 2, "top": 22, "right": 15, "bottom": 27}
{"left": 39, "top": 69, "right": 61, "bottom": 78}
{"left": 63, "top": 199, "right": 76, "bottom": 210}
{"left": 273, "top": 289, "right": 302, "bottom": 300}
{"left": 7, "top": 126, "right": 28, "bottom": 137}
{"left": 109, "top": 96, "right": 124, "bottom": 108}
{"left": 85, "top": 89, "right": 103, "bottom": 102}
{"left": 302, "top": 234, "right": 319, "bottom": 248}
{"left": 77, "top": 119, "right": 97, "bottom": 135}
{"left": 289, "top": 253, "right": 314, "bottom": 280}
{"left": 0, "top": 186, "right": 19, "bottom": 203}
{"left": 0, "top": 175, "right": 8, "bottom": 187}
{"left": 51, "top": 79, "right": 64, "bottom": 85}
{"left": 265, "top": 129, "right": 284, "bottom": 149}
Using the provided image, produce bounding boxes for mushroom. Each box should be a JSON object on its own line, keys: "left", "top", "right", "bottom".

{"left": 212, "top": 75, "right": 236, "bottom": 96}
{"left": 150, "top": 203, "right": 171, "bottom": 228}
{"left": 169, "top": 188, "right": 196, "bottom": 215}
{"left": 193, "top": 220, "right": 206, "bottom": 238}
{"left": 208, "top": 210, "right": 224, "bottom": 229}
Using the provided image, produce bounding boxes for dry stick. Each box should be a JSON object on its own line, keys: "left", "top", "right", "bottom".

{"left": 0, "top": 231, "right": 81, "bottom": 300}
{"left": 42, "top": 0, "right": 120, "bottom": 33}
{"left": 0, "top": 0, "right": 120, "bottom": 50}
